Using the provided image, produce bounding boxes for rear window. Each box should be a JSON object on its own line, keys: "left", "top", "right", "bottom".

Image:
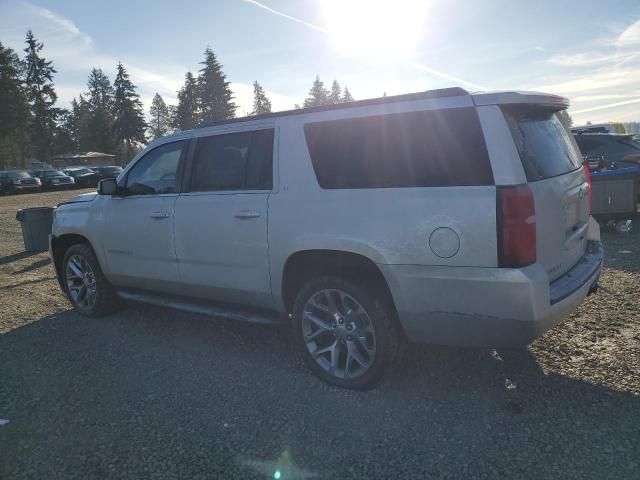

{"left": 304, "top": 108, "right": 493, "bottom": 189}
{"left": 503, "top": 107, "right": 582, "bottom": 181}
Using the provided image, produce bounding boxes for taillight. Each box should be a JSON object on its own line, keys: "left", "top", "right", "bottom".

{"left": 582, "top": 163, "right": 592, "bottom": 213}
{"left": 497, "top": 185, "right": 536, "bottom": 268}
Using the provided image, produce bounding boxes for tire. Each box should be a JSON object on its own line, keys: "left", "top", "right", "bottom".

{"left": 292, "top": 275, "right": 401, "bottom": 389}
{"left": 62, "top": 243, "right": 119, "bottom": 317}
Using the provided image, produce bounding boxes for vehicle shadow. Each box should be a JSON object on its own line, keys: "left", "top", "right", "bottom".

{"left": 0, "top": 251, "right": 39, "bottom": 266}
{"left": 1, "top": 307, "right": 638, "bottom": 479}
{"left": 11, "top": 257, "right": 51, "bottom": 275}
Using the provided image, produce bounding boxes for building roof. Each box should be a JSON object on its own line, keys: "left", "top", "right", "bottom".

{"left": 52, "top": 151, "right": 117, "bottom": 160}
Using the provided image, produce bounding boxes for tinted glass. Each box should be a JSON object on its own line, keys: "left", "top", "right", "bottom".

{"left": 304, "top": 108, "right": 493, "bottom": 189}
{"left": 574, "top": 137, "right": 603, "bottom": 154}
{"left": 126, "top": 141, "right": 185, "bottom": 195}
{"left": 8, "top": 171, "right": 30, "bottom": 179}
{"left": 503, "top": 108, "right": 582, "bottom": 181}
{"left": 190, "top": 129, "right": 274, "bottom": 192}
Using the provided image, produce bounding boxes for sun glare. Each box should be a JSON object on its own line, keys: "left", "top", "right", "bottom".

{"left": 322, "top": 0, "right": 429, "bottom": 59}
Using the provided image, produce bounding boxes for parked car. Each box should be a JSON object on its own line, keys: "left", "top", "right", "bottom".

{"left": 32, "top": 169, "right": 75, "bottom": 190}
{"left": 50, "top": 88, "right": 603, "bottom": 389}
{"left": 62, "top": 167, "right": 99, "bottom": 188}
{"left": 0, "top": 170, "right": 41, "bottom": 194}
{"left": 574, "top": 133, "right": 640, "bottom": 170}
{"left": 89, "top": 165, "right": 123, "bottom": 180}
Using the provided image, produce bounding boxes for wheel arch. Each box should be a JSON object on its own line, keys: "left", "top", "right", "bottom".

{"left": 280, "top": 249, "right": 398, "bottom": 318}
{"left": 51, "top": 233, "right": 97, "bottom": 290}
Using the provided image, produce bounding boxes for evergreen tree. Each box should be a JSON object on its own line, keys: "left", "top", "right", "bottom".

{"left": 172, "top": 71, "right": 199, "bottom": 131}
{"left": 341, "top": 87, "right": 354, "bottom": 103}
{"left": 84, "top": 68, "right": 116, "bottom": 153}
{"left": 328, "top": 80, "right": 342, "bottom": 105}
{"left": 75, "top": 94, "right": 93, "bottom": 152}
{"left": 113, "top": 62, "right": 146, "bottom": 162}
{"left": 198, "top": 47, "right": 236, "bottom": 124}
{"left": 148, "top": 93, "right": 170, "bottom": 139}
{"left": 0, "top": 42, "right": 30, "bottom": 168}
{"left": 557, "top": 110, "right": 573, "bottom": 130}
{"left": 24, "top": 30, "right": 59, "bottom": 161}
{"left": 304, "top": 75, "right": 328, "bottom": 107}
{"left": 52, "top": 108, "right": 76, "bottom": 155}
{"left": 250, "top": 81, "right": 272, "bottom": 115}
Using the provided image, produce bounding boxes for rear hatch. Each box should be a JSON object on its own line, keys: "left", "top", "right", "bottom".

{"left": 502, "top": 106, "right": 590, "bottom": 281}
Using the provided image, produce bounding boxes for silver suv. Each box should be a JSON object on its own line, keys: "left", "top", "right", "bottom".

{"left": 50, "top": 88, "right": 603, "bottom": 389}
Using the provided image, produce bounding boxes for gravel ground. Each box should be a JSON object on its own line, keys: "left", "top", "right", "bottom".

{"left": 0, "top": 190, "right": 638, "bottom": 479}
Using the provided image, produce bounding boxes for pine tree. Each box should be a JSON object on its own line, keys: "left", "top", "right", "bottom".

{"left": 250, "top": 81, "right": 272, "bottom": 115}
{"left": 328, "top": 80, "right": 342, "bottom": 105}
{"left": 304, "top": 76, "right": 329, "bottom": 108}
{"left": 172, "top": 71, "right": 199, "bottom": 131}
{"left": 341, "top": 87, "right": 354, "bottom": 103}
{"left": 84, "top": 68, "right": 117, "bottom": 153}
{"left": 24, "top": 30, "right": 59, "bottom": 161}
{"left": 75, "top": 94, "right": 93, "bottom": 152}
{"left": 148, "top": 93, "right": 170, "bottom": 139}
{"left": 0, "top": 42, "right": 30, "bottom": 168}
{"left": 113, "top": 62, "right": 146, "bottom": 162}
{"left": 198, "top": 47, "right": 236, "bottom": 124}
{"left": 52, "top": 108, "right": 76, "bottom": 155}
{"left": 557, "top": 110, "right": 573, "bottom": 130}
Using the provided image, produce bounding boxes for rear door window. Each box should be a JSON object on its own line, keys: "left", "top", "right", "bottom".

{"left": 304, "top": 108, "right": 493, "bottom": 189}
{"left": 189, "top": 129, "right": 274, "bottom": 192}
{"left": 503, "top": 108, "right": 582, "bottom": 181}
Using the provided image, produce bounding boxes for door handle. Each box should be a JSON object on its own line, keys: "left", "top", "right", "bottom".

{"left": 150, "top": 212, "right": 170, "bottom": 219}
{"left": 234, "top": 210, "right": 261, "bottom": 219}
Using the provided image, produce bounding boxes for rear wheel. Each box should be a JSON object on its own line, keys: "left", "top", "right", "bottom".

{"left": 62, "top": 243, "right": 119, "bottom": 317}
{"left": 292, "top": 276, "right": 401, "bottom": 389}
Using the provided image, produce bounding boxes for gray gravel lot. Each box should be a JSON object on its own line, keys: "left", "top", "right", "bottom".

{"left": 1, "top": 189, "right": 639, "bottom": 479}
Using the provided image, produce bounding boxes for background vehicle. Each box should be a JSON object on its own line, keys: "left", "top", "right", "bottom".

{"left": 62, "top": 167, "right": 99, "bottom": 188}
{"left": 32, "top": 169, "right": 75, "bottom": 190}
{"left": 89, "top": 165, "right": 123, "bottom": 180}
{"left": 50, "top": 88, "right": 602, "bottom": 389}
{"left": 574, "top": 133, "right": 640, "bottom": 170}
{"left": 0, "top": 170, "right": 41, "bottom": 193}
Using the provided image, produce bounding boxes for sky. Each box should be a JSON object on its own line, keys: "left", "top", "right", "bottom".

{"left": 1, "top": 0, "right": 639, "bottom": 125}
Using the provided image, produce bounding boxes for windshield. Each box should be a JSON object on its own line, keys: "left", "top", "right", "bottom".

{"left": 7, "top": 171, "right": 31, "bottom": 179}
{"left": 44, "top": 170, "right": 66, "bottom": 177}
{"left": 71, "top": 168, "right": 92, "bottom": 175}
{"left": 503, "top": 107, "right": 582, "bottom": 181}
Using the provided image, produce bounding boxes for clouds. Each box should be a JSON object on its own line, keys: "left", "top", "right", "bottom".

{"left": 529, "top": 16, "right": 640, "bottom": 124}
{"left": 0, "top": 0, "right": 298, "bottom": 116}
{"left": 615, "top": 18, "right": 640, "bottom": 47}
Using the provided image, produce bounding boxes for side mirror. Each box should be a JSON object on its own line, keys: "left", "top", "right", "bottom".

{"left": 98, "top": 178, "right": 118, "bottom": 195}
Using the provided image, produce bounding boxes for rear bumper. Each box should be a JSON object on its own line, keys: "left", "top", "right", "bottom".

{"left": 379, "top": 241, "right": 603, "bottom": 347}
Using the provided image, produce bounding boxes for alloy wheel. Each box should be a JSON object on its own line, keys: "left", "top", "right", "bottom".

{"left": 65, "top": 254, "right": 97, "bottom": 310}
{"left": 301, "top": 289, "right": 377, "bottom": 379}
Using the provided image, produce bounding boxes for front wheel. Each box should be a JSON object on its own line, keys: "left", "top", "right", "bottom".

{"left": 292, "top": 276, "right": 401, "bottom": 389}
{"left": 62, "top": 243, "right": 119, "bottom": 317}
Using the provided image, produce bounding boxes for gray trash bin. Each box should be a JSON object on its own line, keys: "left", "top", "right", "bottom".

{"left": 16, "top": 207, "right": 54, "bottom": 252}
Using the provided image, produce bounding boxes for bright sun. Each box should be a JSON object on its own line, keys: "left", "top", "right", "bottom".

{"left": 322, "top": 0, "right": 429, "bottom": 59}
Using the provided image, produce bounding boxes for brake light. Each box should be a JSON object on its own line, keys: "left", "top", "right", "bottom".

{"left": 582, "top": 163, "right": 592, "bottom": 213}
{"left": 497, "top": 185, "right": 536, "bottom": 267}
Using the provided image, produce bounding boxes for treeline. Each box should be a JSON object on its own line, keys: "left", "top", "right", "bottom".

{"left": 0, "top": 30, "right": 356, "bottom": 169}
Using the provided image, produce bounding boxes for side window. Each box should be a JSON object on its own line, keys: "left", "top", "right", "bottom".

{"left": 304, "top": 108, "right": 493, "bottom": 189}
{"left": 190, "top": 129, "right": 274, "bottom": 192}
{"left": 126, "top": 141, "right": 185, "bottom": 195}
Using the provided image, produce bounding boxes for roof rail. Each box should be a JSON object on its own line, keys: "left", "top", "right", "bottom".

{"left": 199, "top": 87, "right": 469, "bottom": 129}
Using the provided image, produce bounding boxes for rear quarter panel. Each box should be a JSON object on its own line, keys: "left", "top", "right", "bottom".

{"left": 269, "top": 111, "right": 499, "bottom": 308}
